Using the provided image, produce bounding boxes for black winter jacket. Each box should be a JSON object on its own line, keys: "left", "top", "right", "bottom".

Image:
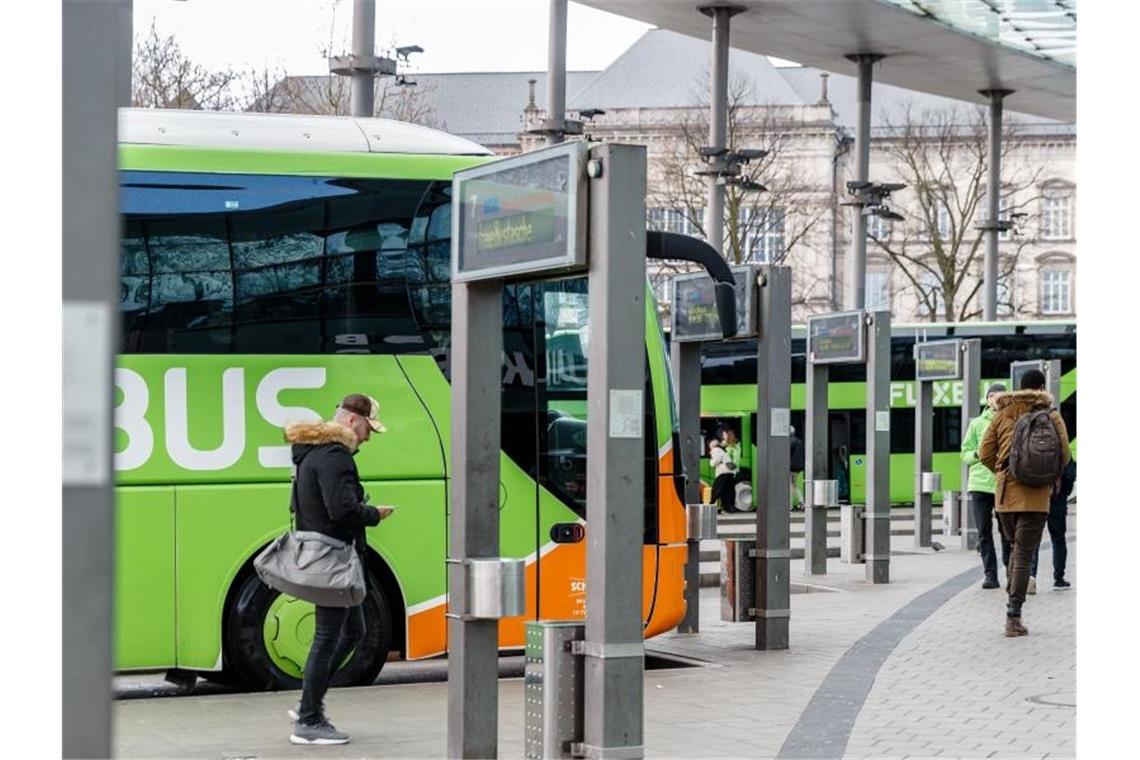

{"left": 285, "top": 421, "right": 380, "bottom": 549}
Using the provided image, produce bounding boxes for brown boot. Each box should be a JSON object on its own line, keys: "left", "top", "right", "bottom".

{"left": 1005, "top": 616, "right": 1028, "bottom": 637}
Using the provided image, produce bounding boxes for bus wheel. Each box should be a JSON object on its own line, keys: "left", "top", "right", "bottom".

{"left": 224, "top": 568, "right": 392, "bottom": 692}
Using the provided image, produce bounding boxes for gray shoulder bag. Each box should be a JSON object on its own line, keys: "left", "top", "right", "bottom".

{"left": 254, "top": 471, "right": 366, "bottom": 607}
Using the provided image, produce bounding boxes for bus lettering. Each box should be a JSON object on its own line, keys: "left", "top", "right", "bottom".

{"left": 114, "top": 368, "right": 153, "bottom": 471}
{"left": 166, "top": 367, "right": 247, "bottom": 471}
{"left": 255, "top": 368, "right": 326, "bottom": 468}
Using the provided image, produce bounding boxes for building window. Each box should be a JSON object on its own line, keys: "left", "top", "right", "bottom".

{"left": 917, "top": 269, "right": 944, "bottom": 318}
{"left": 1041, "top": 189, "right": 1073, "bottom": 240}
{"left": 647, "top": 207, "right": 704, "bottom": 238}
{"left": 918, "top": 197, "right": 952, "bottom": 241}
{"left": 1040, "top": 268, "right": 1072, "bottom": 314}
{"left": 738, "top": 207, "right": 785, "bottom": 263}
{"left": 865, "top": 269, "right": 891, "bottom": 311}
{"left": 997, "top": 273, "right": 1015, "bottom": 317}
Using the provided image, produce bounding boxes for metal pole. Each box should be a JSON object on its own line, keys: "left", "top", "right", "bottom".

{"left": 865, "top": 312, "right": 892, "bottom": 584}
{"left": 804, "top": 363, "right": 829, "bottom": 575}
{"left": 583, "top": 143, "right": 647, "bottom": 759}
{"left": 545, "top": 0, "right": 568, "bottom": 146}
{"left": 672, "top": 341, "right": 703, "bottom": 633}
{"left": 350, "top": 0, "right": 376, "bottom": 117}
{"left": 703, "top": 5, "right": 736, "bottom": 254}
{"left": 980, "top": 89, "right": 1012, "bottom": 321}
{"left": 914, "top": 380, "right": 933, "bottom": 547}
{"left": 447, "top": 280, "right": 504, "bottom": 759}
{"left": 755, "top": 266, "right": 791, "bottom": 650}
{"left": 62, "top": 1, "right": 129, "bottom": 756}
{"left": 844, "top": 54, "right": 883, "bottom": 310}
{"left": 960, "top": 340, "right": 982, "bottom": 550}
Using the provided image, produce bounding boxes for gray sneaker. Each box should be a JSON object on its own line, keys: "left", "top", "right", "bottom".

{"left": 290, "top": 719, "right": 350, "bottom": 745}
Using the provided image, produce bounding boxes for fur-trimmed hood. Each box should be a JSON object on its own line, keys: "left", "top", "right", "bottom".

{"left": 992, "top": 389, "right": 1053, "bottom": 413}
{"left": 284, "top": 420, "right": 358, "bottom": 455}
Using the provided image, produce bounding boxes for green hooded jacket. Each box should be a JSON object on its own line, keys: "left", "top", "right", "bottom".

{"left": 960, "top": 407, "right": 996, "bottom": 494}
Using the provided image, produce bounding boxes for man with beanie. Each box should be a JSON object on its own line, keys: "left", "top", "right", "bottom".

{"left": 979, "top": 369, "right": 1070, "bottom": 637}
{"left": 961, "top": 383, "right": 1009, "bottom": 589}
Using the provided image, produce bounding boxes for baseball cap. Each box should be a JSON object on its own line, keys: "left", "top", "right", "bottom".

{"left": 339, "top": 393, "right": 386, "bottom": 433}
{"left": 985, "top": 382, "right": 1006, "bottom": 397}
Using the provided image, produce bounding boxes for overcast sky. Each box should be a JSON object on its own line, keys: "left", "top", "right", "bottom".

{"left": 133, "top": 1, "right": 658, "bottom": 75}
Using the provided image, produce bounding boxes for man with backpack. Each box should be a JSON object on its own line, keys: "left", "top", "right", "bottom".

{"left": 979, "top": 369, "right": 1070, "bottom": 638}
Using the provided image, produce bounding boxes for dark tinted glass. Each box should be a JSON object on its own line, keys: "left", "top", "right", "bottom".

{"left": 119, "top": 171, "right": 433, "bottom": 354}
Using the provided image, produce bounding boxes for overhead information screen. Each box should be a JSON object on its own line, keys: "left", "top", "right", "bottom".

{"left": 914, "top": 340, "right": 962, "bottom": 381}
{"left": 671, "top": 265, "right": 756, "bottom": 343}
{"left": 452, "top": 141, "right": 587, "bottom": 282}
{"left": 807, "top": 310, "right": 865, "bottom": 364}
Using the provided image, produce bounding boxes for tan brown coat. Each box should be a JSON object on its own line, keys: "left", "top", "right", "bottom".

{"left": 978, "top": 390, "right": 1070, "bottom": 513}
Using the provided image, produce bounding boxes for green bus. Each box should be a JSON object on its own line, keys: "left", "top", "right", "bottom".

{"left": 115, "top": 109, "right": 691, "bottom": 690}
{"left": 695, "top": 319, "right": 1076, "bottom": 505}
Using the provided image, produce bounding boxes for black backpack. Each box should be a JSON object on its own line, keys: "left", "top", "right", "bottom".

{"left": 1007, "top": 409, "right": 1064, "bottom": 487}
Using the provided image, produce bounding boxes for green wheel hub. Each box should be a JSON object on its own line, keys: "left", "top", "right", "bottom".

{"left": 263, "top": 594, "right": 315, "bottom": 679}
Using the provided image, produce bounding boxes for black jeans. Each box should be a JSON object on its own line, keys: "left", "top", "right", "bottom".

{"left": 970, "top": 492, "right": 1010, "bottom": 578}
{"left": 997, "top": 512, "right": 1047, "bottom": 617}
{"left": 1029, "top": 493, "right": 1069, "bottom": 581}
{"left": 299, "top": 603, "right": 366, "bottom": 725}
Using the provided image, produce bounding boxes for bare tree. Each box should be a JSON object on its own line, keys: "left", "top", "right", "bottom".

{"left": 132, "top": 20, "right": 239, "bottom": 110}
{"left": 868, "top": 104, "right": 1044, "bottom": 321}
{"left": 650, "top": 74, "right": 832, "bottom": 311}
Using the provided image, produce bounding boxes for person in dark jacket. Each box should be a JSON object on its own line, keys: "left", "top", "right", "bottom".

{"left": 789, "top": 426, "right": 805, "bottom": 510}
{"left": 1029, "top": 458, "right": 1076, "bottom": 589}
{"left": 284, "top": 393, "right": 393, "bottom": 746}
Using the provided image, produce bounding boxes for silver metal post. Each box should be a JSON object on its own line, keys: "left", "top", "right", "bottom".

{"left": 350, "top": 0, "right": 376, "bottom": 117}
{"left": 914, "top": 381, "right": 933, "bottom": 547}
{"left": 961, "top": 340, "right": 982, "bottom": 550}
{"left": 702, "top": 5, "right": 736, "bottom": 254}
{"left": 447, "top": 280, "right": 504, "bottom": 759}
{"left": 672, "top": 341, "right": 703, "bottom": 633}
{"left": 844, "top": 54, "right": 883, "bottom": 310}
{"left": 583, "top": 143, "right": 647, "bottom": 759}
{"left": 755, "top": 267, "right": 791, "bottom": 650}
{"left": 545, "top": 0, "right": 568, "bottom": 146}
{"left": 804, "top": 363, "right": 829, "bottom": 575}
{"left": 62, "top": 1, "right": 129, "bottom": 756}
{"left": 980, "top": 89, "right": 1011, "bottom": 321}
{"left": 865, "top": 312, "right": 892, "bottom": 583}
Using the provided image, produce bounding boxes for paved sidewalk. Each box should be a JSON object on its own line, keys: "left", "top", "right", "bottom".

{"left": 114, "top": 525, "right": 1076, "bottom": 759}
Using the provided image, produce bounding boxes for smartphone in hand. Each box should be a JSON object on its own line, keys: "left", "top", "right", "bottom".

{"left": 377, "top": 505, "right": 397, "bottom": 521}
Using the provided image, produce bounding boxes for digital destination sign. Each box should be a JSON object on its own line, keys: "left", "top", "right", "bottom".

{"left": 914, "top": 340, "right": 962, "bottom": 381}
{"left": 670, "top": 265, "right": 757, "bottom": 343}
{"left": 452, "top": 141, "right": 587, "bottom": 282}
{"left": 807, "top": 310, "right": 866, "bottom": 364}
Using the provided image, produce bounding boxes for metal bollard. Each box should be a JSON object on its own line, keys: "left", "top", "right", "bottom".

{"left": 840, "top": 503, "right": 865, "bottom": 563}
{"left": 720, "top": 538, "right": 756, "bottom": 622}
{"left": 524, "top": 621, "right": 585, "bottom": 759}
{"left": 943, "top": 491, "right": 960, "bottom": 537}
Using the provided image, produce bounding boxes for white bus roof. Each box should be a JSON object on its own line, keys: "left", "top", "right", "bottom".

{"left": 118, "top": 108, "right": 493, "bottom": 156}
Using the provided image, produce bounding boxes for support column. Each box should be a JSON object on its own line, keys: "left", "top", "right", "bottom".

{"left": 844, "top": 54, "right": 883, "bottom": 310}
{"left": 914, "top": 381, "right": 933, "bottom": 548}
{"left": 545, "top": 0, "right": 568, "bottom": 146}
{"left": 980, "top": 89, "right": 1013, "bottom": 321}
{"left": 447, "top": 281, "right": 504, "bottom": 759}
{"left": 960, "top": 340, "right": 982, "bottom": 550}
{"left": 701, "top": 5, "right": 740, "bottom": 254}
{"left": 755, "top": 267, "right": 791, "bottom": 650}
{"left": 804, "top": 363, "right": 829, "bottom": 575}
{"left": 673, "top": 341, "right": 703, "bottom": 633}
{"left": 62, "top": 2, "right": 130, "bottom": 756}
{"left": 865, "top": 311, "right": 892, "bottom": 584}
{"left": 583, "top": 143, "right": 647, "bottom": 759}
{"left": 350, "top": 0, "right": 376, "bottom": 117}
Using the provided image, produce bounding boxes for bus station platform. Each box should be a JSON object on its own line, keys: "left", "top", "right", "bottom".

{"left": 114, "top": 515, "right": 1076, "bottom": 759}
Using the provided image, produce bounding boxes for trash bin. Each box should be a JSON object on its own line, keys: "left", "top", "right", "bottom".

{"left": 720, "top": 538, "right": 756, "bottom": 622}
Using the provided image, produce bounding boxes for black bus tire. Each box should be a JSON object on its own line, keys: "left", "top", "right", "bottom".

{"left": 223, "top": 568, "right": 393, "bottom": 692}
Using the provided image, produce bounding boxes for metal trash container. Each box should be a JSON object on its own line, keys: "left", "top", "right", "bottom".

{"left": 686, "top": 503, "right": 718, "bottom": 541}
{"left": 461, "top": 558, "right": 526, "bottom": 619}
{"left": 524, "top": 621, "right": 585, "bottom": 759}
{"left": 921, "top": 471, "right": 942, "bottom": 494}
{"left": 840, "top": 504, "right": 865, "bottom": 564}
{"left": 812, "top": 479, "right": 840, "bottom": 508}
{"left": 943, "top": 491, "right": 960, "bottom": 537}
{"left": 720, "top": 538, "right": 756, "bottom": 622}
{"left": 960, "top": 491, "right": 978, "bottom": 550}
